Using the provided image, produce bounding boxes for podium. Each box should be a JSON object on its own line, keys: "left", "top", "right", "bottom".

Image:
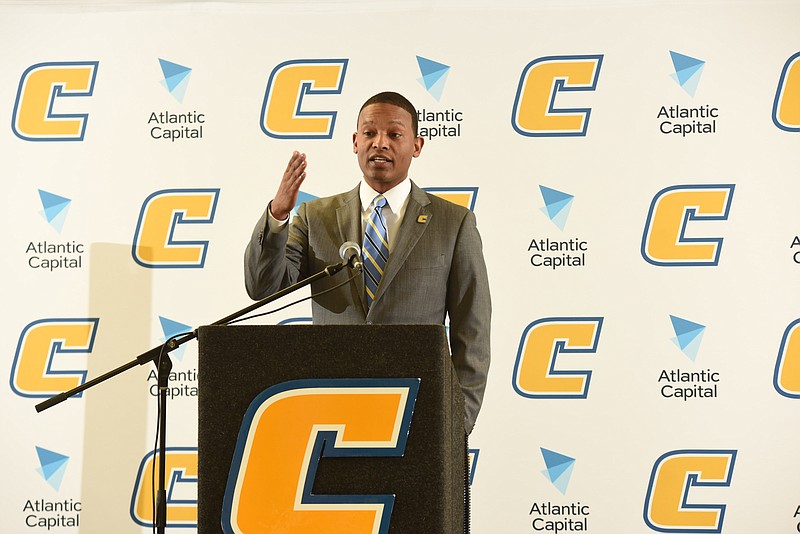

{"left": 197, "top": 324, "right": 466, "bottom": 533}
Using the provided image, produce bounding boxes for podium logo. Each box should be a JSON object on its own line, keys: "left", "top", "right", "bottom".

{"left": 512, "top": 317, "right": 603, "bottom": 399}
{"left": 772, "top": 51, "right": 800, "bottom": 132}
{"left": 260, "top": 59, "right": 348, "bottom": 139}
{"left": 669, "top": 51, "right": 706, "bottom": 97}
{"left": 641, "top": 184, "right": 735, "bottom": 267}
{"left": 36, "top": 446, "right": 70, "bottom": 491}
{"left": 12, "top": 61, "right": 99, "bottom": 141}
{"left": 10, "top": 318, "right": 98, "bottom": 398}
{"left": 132, "top": 189, "right": 220, "bottom": 268}
{"left": 774, "top": 319, "right": 800, "bottom": 398}
{"left": 644, "top": 449, "right": 737, "bottom": 533}
{"left": 130, "top": 447, "right": 197, "bottom": 528}
{"left": 423, "top": 187, "right": 478, "bottom": 211}
{"left": 222, "top": 378, "right": 418, "bottom": 534}
{"left": 512, "top": 55, "right": 603, "bottom": 137}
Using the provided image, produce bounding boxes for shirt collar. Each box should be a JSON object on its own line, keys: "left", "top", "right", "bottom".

{"left": 359, "top": 177, "right": 412, "bottom": 213}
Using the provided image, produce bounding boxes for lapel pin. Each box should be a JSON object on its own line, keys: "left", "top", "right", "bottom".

{"left": 417, "top": 215, "right": 429, "bottom": 224}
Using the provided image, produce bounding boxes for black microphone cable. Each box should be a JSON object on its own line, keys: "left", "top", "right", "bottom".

{"left": 226, "top": 270, "right": 361, "bottom": 325}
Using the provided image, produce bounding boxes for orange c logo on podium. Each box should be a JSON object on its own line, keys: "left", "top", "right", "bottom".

{"left": 222, "top": 378, "right": 419, "bottom": 534}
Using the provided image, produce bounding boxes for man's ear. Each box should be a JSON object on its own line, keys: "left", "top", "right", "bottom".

{"left": 413, "top": 136, "right": 424, "bottom": 157}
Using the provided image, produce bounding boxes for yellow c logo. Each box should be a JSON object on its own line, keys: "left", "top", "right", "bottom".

{"left": 512, "top": 317, "right": 603, "bottom": 398}
{"left": 512, "top": 55, "right": 603, "bottom": 137}
{"left": 132, "top": 189, "right": 220, "bottom": 268}
{"left": 130, "top": 447, "right": 198, "bottom": 528}
{"left": 222, "top": 379, "right": 418, "bottom": 534}
{"left": 774, "top": 319, "right": 800, "bottom": 398}
{"left": 773, "top": 52, "right": 800, "bottom": 132}
{"left": 12, "top": 61, "right": 99, "bottom": 141}
{"left": 260, "top": 59, "right": 348, "bottom": 139}
{"left": 644, "top": 450, "right": 736, "bottom": 533}
{"left": 641, "top": 185, "right": 735, "bottom": 267}
{"left": 10, "top": 318, "right": 98, "bottom": 398}
{"left": 424, "top": 187, "right": 478, "bottom": 211}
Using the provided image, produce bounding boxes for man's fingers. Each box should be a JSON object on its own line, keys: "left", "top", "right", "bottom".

{"left": 271, "top": 151, "right": 308, "bottom": 220}
{"left": 284, "top": 151, "right": 307, "bottom": 180}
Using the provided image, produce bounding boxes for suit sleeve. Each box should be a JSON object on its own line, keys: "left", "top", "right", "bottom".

{"left": 244, "top": 203, "right": 309, "bottom": 300}
{"left": 446, "top": 209, "right": 491, "bottom": 434}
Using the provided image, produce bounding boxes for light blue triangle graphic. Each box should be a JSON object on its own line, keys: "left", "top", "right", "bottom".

{"left": 669, "top": 315, "right": 706, "bottom": 361}
{"left": 539, "top": 185, "right": 574, "bottom": 231}
{"left": 38, "top": 189, "right": 72, "bottom": 226}
{"left": 159, "top": 316, "right": 192, "bottom": 338}
{"left": 416, "top": 56, "right": 450, "bottom": 101}
{"left": 38, "top": 189, "right": 71, "bottom": 232}
{"left": 292, "top": 191, "right": 319, "bottom": 218}
{"left": 542, "top": 462, "right": 574, "bottom": 495}
{"left": 159, "top": 59, "right": 191, "bottom": 89}
{"left": 540, "top": 448, "right": 575, "bottom": 495}
{"left": 159, "top": 316, "right": 193, "bottom": 361}
{"left": 673, "top": 67, "right": 704, "bottom": 97}
{"left": 35, "top": 447, "right": 69, "bottom": 490}
{"left": 670, "top": 51, "right": 704, "bottom": 76}
{"left": 418, "top": 70, "right": 449, "bottom": 102}
{"left": 158, "top": 58, "right": 192, "bottom": 102}
{"left": 669, "top": 51, "right": 705, "bottom": 96}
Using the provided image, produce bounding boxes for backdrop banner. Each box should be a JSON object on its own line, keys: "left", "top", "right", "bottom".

{"left": 1, "top": 1, "right": 799, "bottom": 532}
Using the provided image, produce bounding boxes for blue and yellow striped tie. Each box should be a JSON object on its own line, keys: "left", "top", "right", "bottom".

{"left": 363, "top": 195, "right": 389, "bottom": 308}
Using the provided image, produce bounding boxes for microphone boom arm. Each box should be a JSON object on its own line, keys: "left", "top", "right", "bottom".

{"left": 34, "top": 259, "right": 349, "bottom": 413}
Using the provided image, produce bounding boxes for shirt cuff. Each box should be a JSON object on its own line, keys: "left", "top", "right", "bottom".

{"left": 267, "top": 201, "right": 289, "bottom": 233}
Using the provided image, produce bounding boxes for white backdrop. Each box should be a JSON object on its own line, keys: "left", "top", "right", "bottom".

{"left": 1, "top": 1, "right": 799, "bottom": 532}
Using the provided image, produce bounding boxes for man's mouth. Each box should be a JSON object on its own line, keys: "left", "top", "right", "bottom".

{"left": 370, "top": 156, "right": 391, "bottom": 164}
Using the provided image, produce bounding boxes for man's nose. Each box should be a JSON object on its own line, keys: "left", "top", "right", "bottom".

{"left": 372, "top": 132, "right": 389, "bottom": 148}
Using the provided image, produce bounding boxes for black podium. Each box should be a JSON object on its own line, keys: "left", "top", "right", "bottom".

{"left": 197, "top": 324, "right": 465, "bottom": 533}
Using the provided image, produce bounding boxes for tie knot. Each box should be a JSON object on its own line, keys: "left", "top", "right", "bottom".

{"left": 373, "top": 195, "right": 387, "bottom": 210}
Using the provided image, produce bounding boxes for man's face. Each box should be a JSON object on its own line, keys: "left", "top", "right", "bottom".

{"left": 353, "top": 103, "right": 424, "bottom": 193}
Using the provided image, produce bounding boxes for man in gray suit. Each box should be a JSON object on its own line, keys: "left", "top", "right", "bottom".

{"left": 244, "top": 91, "right": 490, "bottom": 433}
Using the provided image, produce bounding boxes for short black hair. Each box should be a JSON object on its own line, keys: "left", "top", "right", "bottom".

{"left": 358, "top": 91, "right": 418, "bottom": 136}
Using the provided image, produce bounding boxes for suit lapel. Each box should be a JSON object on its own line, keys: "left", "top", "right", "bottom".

{"left": 371, "top": 181, "right": 431, "bottom": 308}
{"left": 336, "top": 185, "right": 368, "bottom": 315}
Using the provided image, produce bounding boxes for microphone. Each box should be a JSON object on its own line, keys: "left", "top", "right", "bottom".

{"left": 338, "top": 241, "right": 363, "bottom": 272}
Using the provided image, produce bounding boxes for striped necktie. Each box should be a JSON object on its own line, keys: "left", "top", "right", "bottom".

{"left": 363, "top": 195, "right": 389, "bottom": 308}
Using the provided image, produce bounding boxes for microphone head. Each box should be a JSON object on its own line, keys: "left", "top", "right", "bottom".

{"left": 338, "top": 241, "right": 363, "bottom": 271}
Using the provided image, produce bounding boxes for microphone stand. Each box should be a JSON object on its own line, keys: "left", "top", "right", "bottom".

{"left": 35, "top": 259, "right": 354, "bottom": 533}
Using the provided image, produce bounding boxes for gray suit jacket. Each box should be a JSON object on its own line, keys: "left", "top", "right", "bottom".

{"left": 244, "top": 181, "right": 491, "bottom": 432}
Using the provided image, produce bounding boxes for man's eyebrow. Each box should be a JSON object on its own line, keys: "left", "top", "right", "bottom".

{"left": 359, "top": 118, "right": 406, "bottom": 127}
